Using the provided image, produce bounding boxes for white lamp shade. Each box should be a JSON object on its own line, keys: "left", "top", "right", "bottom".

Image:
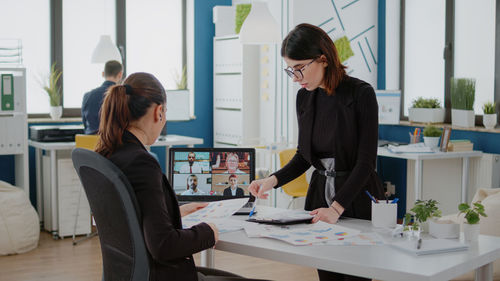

{"left": 91, "top": 35, "right": 122, "bottom": 63}
{"left": 239, "top": 2, "right": 281, "bottom": 45}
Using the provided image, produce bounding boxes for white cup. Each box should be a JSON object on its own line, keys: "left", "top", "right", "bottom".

{"left": 371, "top": 201, "right": 397, "bottom": 228}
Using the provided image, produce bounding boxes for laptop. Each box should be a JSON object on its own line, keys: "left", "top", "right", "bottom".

{"left": 169, "top": 147, "right": 256, "bottom": 215}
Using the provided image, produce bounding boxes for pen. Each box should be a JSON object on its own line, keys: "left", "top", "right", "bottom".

{"left": 364, "top": 190, "right": 378, "bottom": 203}
{"left": 391, "top": 198, "right": 399, "bottom": 204}
{"left": 417, "top": 238, "right": 422, "bottom": 249}
{"left": 248, "top": 197, "right": 258, "bottom": 218}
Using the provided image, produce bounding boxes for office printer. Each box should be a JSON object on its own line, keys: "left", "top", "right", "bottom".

{"left": 30, "top": 125, "right": 84, "bottom": 142}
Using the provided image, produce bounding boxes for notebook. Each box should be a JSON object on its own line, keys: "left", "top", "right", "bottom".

{"left": 390, "top": 238, "right": 469, "bottom": 256}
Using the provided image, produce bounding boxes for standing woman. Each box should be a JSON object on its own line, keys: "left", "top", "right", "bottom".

{"left": 95, "top": 72, "right": 251, "bottom": 281}
{"left": 248, "top": 24, "right": 384, "bottom": 281}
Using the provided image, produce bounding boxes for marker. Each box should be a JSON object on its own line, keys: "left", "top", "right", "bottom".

{"left": 391, "top": 198, "right": 399, "bottom": 204}
{"left": 364, "top": 190, "right": 378, "bottom": 203}
{"left": 416, "top": 238, "right": 422, "bottom": 249}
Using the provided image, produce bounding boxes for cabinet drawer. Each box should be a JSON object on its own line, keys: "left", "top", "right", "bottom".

{"left": 214, "top": 38, "right": 242, "bottom": 73}
{"left": 214, "top": 74, "right": 242, "bottom": 109}
{"left": 214, "top": 109, "right": 243, "bottom": 144}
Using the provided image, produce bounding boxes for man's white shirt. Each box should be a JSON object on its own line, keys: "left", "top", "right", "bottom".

{"left": 181, "top": 188, "right": 206, "bottom": 195}
{"left": 179, "top": 162, "right": 203, "bottom": 173}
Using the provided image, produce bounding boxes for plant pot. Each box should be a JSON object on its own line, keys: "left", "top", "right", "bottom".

{"left": 483, "top": 113, "right": 497, "bottom": 129}
{"left": 423, "top": 136, "right": 440, "bottom": 148}
{"left": 429, "top": 219, "right": 459, "bottom": 239}
{"left": 408, "top": 108, "right": 445, "bottom": 123}
{"left": 463, "top": 223, "right": 480, "bottom": 242}
{"left": 49, "top": 106, "right": 62, "bottom": 120}
{"left": 451, "top": 109, "right": 475, "bottom": 128}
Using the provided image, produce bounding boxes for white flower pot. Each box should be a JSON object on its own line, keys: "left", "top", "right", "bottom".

{"left": 483, "top": 113, "right": 497, "bottom": 129}
{"left": 463, "top": 223, "right": 480, "bottom": 242}
{"left": 49, "top": 106, "right": 62, "bottom": 120}
{"left": 452, "top": 109, "right": 475, "bottom": 128}
{"left": 423, "top": 136, "right": 440, "bottom": 148}
{"left": 429, "top": 219, "right": 459, "bottom": 239}
{"left": 408, "top": 108, "right": 445, "bottom": 123}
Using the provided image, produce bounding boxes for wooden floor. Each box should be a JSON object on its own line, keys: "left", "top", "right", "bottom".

{"left": 0, "top": 231, "right": 319, "bottom": 281}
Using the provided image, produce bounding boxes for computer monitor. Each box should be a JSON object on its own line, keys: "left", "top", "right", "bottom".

{"left": 169, "top": 147, "right": 255, "bottom": 202}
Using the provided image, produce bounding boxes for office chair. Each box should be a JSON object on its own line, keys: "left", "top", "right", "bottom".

{"left": 72, "top": 148, "right": 264, "bottom": 281}
{"left": 72, "top": 134, "right": 99, "bottom": 245}
{"left": 279, "top": 149, "right": 308, "bottom": 209}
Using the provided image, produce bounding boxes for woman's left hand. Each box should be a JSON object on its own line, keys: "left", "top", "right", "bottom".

{"left": 180, "top": 202, "right": 209, "bottom": 217}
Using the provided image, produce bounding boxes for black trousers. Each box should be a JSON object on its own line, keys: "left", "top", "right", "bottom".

{"left": 318, "top": 269, "right": 370, "bottom": 281}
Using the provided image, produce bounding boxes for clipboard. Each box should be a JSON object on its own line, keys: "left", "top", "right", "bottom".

{"left": 246, "top": 217, "right": 312, "bottom": 225}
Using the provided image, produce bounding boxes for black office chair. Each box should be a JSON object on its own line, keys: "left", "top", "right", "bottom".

{"left": 72, "top": 148, "right": 267, "bottom": 281}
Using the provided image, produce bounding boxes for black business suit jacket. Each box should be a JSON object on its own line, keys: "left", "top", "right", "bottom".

{"left": 223, "top": 186, "right": 244, "bottom": 197}
{"left": 81, "top": 80, "right": 115, "bottom": 134}
{"left": 108, "top": 131, "right": 215, "bottom": 281}
{"left": 273, "top": 76, "right": 384, "bottom": 220}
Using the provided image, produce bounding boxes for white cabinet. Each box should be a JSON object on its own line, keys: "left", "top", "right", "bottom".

{"left": 213, "top": 35, "right": 259, "bottom": 147}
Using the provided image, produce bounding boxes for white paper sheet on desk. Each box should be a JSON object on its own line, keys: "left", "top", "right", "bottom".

{"left": 324, "top": 232, "right": 385, "bottom": 246}
{"left": 182, "top": 198, "right": 249, "bottom": 229}
{"left": 387, "top": 143, "right": 434, "bottom": 153}
{"left": 244, "top": 221, "right": 361, "bottom": 246}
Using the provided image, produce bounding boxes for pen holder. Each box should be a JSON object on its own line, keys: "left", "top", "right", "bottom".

{"left": 371, "top": 201, "right": 397, "bottom": 228}
{"left": 409, "top": 133, "right": 420, "bottom": 144}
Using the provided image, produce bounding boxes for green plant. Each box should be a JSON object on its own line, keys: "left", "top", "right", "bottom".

{"left": 40, "top": 63, "right": 62, "bottom": 106}
{"left": 411, "top": 199, "right": 442, "bottom": 224}
{"left": 173, "top": 65, "right": 187, "bottom": 90}
{"left": 235, "top": 4, "right": 252, "bottom": 34}
{"left": 411, "top": 97, "right": 442, "bottom": 108}
{"left": 451, "top": 78, "right": 475, "bottom": 110}
{"left": 483, "top": 101, "right": 496, "bottom": 115}
{"left": 423, "top": 125, "right": 442, "bottom": 137}
{"left": 458, "top": 202, "right": 487, "bottom": 224}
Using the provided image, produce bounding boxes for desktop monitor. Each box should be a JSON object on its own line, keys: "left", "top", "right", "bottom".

{"left": 169, "top": 147, "right": 255, "bottom": 202}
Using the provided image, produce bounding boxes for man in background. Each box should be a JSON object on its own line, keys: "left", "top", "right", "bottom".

{"left": 82, "top": 60, "right": 123, "bottom": 134}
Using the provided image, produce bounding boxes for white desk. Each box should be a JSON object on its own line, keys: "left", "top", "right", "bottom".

{"left": 377, "top": 147, "right": 482, "bottom": 203}
{"left": 29, "top": 134, "right": 203, "bottom": 237}
{"left": 211, "top": 217, "right": 500, "bottom": 281}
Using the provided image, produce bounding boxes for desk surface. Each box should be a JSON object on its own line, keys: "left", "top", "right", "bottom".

{"left": 217, "top": 216, "right": 500, "bottom": 281}
{"left": 28, "top": 134, "right": 203, "bottom": 150}
{"left": 377, "top": 146, "right": 482, "bottom": 160}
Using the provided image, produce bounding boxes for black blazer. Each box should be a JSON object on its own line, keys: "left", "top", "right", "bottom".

{"left": 223, "top": 186, "right": 244, "bottom": 197}
{"left": 273, "top": 76, "right": 383, "bottom": 219}
{"left": 81, "top": 80, "right": 115, "bottom": 134}
{"left": 108, "top": 131, "right": 215, "bottom": 281}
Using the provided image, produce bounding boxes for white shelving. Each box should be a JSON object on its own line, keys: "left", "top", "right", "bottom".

{"left": 213, "top": 35, "right": 260, "bottom": 147}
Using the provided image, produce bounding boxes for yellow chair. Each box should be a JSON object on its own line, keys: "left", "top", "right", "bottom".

{"left": 279, "top": 148, "right": 308, "bottom": 209}
{"left": 72, "top": 134, "right": 99, "bottom": 245}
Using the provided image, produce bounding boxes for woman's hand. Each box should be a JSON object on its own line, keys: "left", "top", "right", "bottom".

{"left": 207, "top": 222, "right": 219, "bottom": 243}
{"left": 310, "top": 201, "right": 344, "bottom": 224}
{"left": 248, "top": 175, "right": 277, "bottom": 199}
{"left": 180, "top": 202, "right": 208, "bottom": 217}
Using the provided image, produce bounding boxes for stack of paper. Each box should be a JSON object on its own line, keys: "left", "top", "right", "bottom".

{"left": 390, "top": 238, "right": 468, "bottom": 255}
{"left": 387, "top": 143, "right": 434, "bottom": 154}
{"left": 182, "top": 198, "right": 249, "bottom": 230}
{"left": 448, "top": 139, "right": 473, "bottom": 152}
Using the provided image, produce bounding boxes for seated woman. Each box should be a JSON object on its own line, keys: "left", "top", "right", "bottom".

{"left": 95, "top": 72, "right": 253, "bottom": 281}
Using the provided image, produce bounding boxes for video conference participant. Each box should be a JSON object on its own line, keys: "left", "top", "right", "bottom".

{"left": 248, "top": 24, "right": 384, "bottom": 281}
{"left": 181, "top": 174, "right": 206, "bottom": 195}
{"left": 223, "top": 174, "right": 244, "bottom": 197}
{"left": 95, "top": 72, "right": 249, "bottom": 281}
{"left": 223, "top": 153, "right": 244, "bottom": 174}
{"left": 179, "top": 152, "right": 204, "bottom": 173}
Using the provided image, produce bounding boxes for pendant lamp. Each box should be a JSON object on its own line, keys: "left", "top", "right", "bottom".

{"left": 91, "top": 35, "right": 122, "bottom": 63}
{"left": 239, "top": 2, "right": 280, "bottom": 44}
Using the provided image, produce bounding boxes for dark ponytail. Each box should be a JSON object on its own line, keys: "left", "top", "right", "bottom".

{"left": 95, "top": 72, "right": 166, "bottom": 157}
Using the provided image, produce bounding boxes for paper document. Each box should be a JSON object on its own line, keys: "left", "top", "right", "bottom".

{"left": 390, "top": 238, "right": 468, "bottom": 255}
{"left": 387, "top": 143, "right": 434, "bottom": 154}
{"left": 324, "top": 232, "right": 385, "bottom": 246}
{"left": 182, "top": 198, "right": 249, "bottom": 229}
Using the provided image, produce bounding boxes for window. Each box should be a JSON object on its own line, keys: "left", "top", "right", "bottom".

{"left": 0, "top": 0, "right": 50, "bottom": 114}
{"left": 62, "top": 0, "right": 116, "bottom": 109}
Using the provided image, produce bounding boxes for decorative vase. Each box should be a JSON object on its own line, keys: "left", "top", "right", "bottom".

{"left": 49, "top": 106, "right": 62, "bottom": 120}
{"left": 408, "top": 108, "right": 445, "bottom": 123}
{"left": 423, "top": 136, "right": 440, "bottom": 148}
{"left": 483, "top": 113, "right": 497, "bottom": 129}
{"left": 463, "top": 223, "right": 480, "bottom": 242}
{"left": 429, "top": 219, "right": 459, "bottom": 239}
{"left": 452, "top": 109, "right": 475, "bottom": 128}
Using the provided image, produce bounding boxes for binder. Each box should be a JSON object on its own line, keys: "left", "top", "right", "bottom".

{"left": 1, "top": 74, "right": 14, "bottom": 111}
{"left": 247, "top": 210, "right": 313, "bottom": 225}
{"left": 390, "top": 238, "right": 469, "bottom": 256}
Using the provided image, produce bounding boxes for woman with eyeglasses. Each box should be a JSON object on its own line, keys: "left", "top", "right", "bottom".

{"left": 248, "top": 23, "right": 384, "bottom": 281}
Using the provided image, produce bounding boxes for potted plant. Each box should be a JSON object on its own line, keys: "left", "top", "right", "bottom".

{"left": 422, "top": 125, "right": 442, "bottom": 148}
{"left": 408, "top": 97, "right": 445, "bottom": 123}
{"left": 166, "top": 65, "right": 190, "bottom": 121}
{"left": 458, "top": 201, "right": 487, "bottom": 242}
{"left": 451, "top": 77, "right": 475, "bottom": 128}
{"left": 403, "top": 199, "right": 441, "bottom": 237}
{"left": 482, "top": 101, "right": 497, "bottom": 129}
{"left": 40, "top": 63, "right": 63, "bottom": 120}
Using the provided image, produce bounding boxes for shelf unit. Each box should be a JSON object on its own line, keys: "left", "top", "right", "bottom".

{"left": 213, "top": 35, "right": 259, "bottom": 147}
{"left": 0, "top": 67, "right": 29, "bottom": 196}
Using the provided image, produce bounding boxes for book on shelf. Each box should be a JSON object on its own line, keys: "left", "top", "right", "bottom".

{"left": 448, "top": 139, "right": 473, "bottom": 152}
{"left": 390, "top": 238, "right": 469, "bottom": 256}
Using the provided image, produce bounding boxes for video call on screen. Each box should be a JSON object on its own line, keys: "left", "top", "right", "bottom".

{"left": 172, "top": 151, "right": 252, "bottom": 196}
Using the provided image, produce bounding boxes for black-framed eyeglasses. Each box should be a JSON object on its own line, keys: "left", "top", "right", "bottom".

{"left": 284, "top": 59, "right": 316, "bottom": 80}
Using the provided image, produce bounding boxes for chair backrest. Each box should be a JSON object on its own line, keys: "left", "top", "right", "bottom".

{"left": 278, "top": 149, "right": 308, "bottom": 198}
{"left": 75, "top": 134, "right": 99, "bottom": 150}
{"left": 71, "top": 148, "right": 150, "bottom": 281}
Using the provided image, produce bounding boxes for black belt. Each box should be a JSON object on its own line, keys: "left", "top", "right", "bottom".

{"left": 317, "top": 170, "right": 350, "bottom": 177}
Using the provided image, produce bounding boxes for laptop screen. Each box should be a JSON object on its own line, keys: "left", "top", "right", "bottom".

{"left": 169, "top": 147, "right": 255, "bottom": 202}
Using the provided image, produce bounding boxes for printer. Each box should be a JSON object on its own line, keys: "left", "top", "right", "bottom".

{"left": 30, "top": 125, "right": 85, "bottom": 142}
